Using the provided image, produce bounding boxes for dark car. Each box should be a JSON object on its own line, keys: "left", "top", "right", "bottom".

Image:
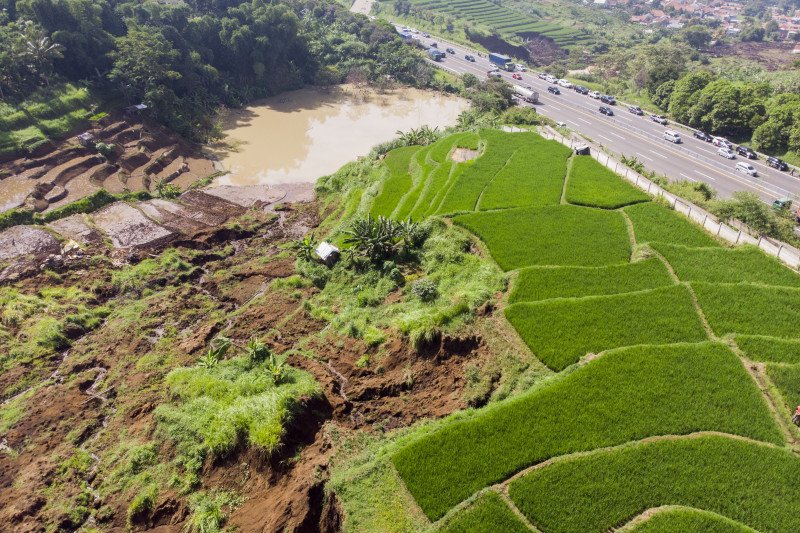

{"left": 600, "top": 95, "right": 616, "bottom": 105}
{"left": 599, "top": 106, "right": 614, "bottom": 116}
{"left": 547, "top": 86, "right": 560, "bottom": 94}
{"left": 693, "top": 131, "right": 713, "bottom": 142}
{"left": 736, "top": 146, "right": 757, "bottom": 159}
{"left": 767, "top": 156, "right": 789, "bottom": 171}
{"left": 464, "top": 54, "right": 475, "bottom": 62}
{"left": 430, "top": 42, "right": 437, "bottom": 48}
{"left": 446, "top": 47, "right": 455, "bottom": 54}
{"left": 628, "top": 105, "right": 643, "bottom": 115}
{"left": 574, "top": 85, "right": 589, "bottom": 95}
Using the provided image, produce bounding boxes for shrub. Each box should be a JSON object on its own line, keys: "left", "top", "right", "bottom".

{"left": 393, "top": 343, "right": 780, "bottom": 520}
{"left": 0, "top": 208, "right": 35, "bottom": 231}
{"left": 185, "top": 490, "right": 241, "bottom": 533}
{"left": 508, "top": 436, "right": 800, "bottom": 533}
{"left": 411, "top": 278, "right": 438, "bottom": 302}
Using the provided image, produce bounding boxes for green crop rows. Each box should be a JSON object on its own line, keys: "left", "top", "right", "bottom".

{"left": 359, "top": 130, "right": 799, "bottom": 531}
{"left": 509, "top": 436, "right": 800, "bottom": 533}
{"left": 505, "top": 285, "right": 708, "bottom": 370}
{"left": 565, "top": 156, "right": 650, "bottom": 209}
{"left": 392, "top": 343, "right": 781, "bottom": 520}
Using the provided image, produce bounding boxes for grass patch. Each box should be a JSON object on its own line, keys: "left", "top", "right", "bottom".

{"left": 437, "top": 492, "right": 529, "bottom": 533}
{"left": 393, "top": 343, "right": 780, "bottom": 520}
{"left": 565, "top": 156, "right": 649, "bottom": 209}
{"left": 653, "top": 243, "right": 800, "bottom": 287}
{"left": 765, "top": 364, "right": 800, "bottom": 414}
{"left": 693, "top": 283, "right": 800, "bottom": 339}
{"left": 454, "top": 205, "right": 631, "bottom": 270}
{"left": 624, "top": 202, "right": 720, "bottom": 247}
{"left": 510, "top": 258, "right": 673, "bottom": 303}
{"left": 477, "top": 136, "right": 571, "bottom": 211}
{"left": 736, "top": 335, "right": 800, "bottom": 364}
{"left": 627, "top": 507, "right": 756, "bottom": 533}
{"left": 508, "top": 435, "right": 800, "bottom": 533}
{"left": 505, "top": 285, "right": 707, "bottom": 370}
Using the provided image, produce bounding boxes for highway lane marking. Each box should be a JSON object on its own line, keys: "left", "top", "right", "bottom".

{"left": 649, "top": 150, "right": 669, "bottom": 159}
{"left": 609, "top": 132, "right": 626, "bottom": 140}
{"left": 697, "top": 172, "right": 716, "bottom": 181}
{"left": 680, "top": 173, "right": 697, "bottom": 182}
{"left": 636, "top": 153, "right": 653, "bottom": 161}
{"left": 576, "top": 117, "right": 591, "bottom": 124}
{"left": 598, "top": 134, "right": 615, "bottom": 143}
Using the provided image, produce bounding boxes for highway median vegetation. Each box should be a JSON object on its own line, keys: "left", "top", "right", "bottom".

{"left": 565, "top": 156, "right": 650, "bottom": 209}
{"left": 510, "top": 259, "right": 674, "bottom": 303}
{"left": 505, "top": 285, "right": 708, "bottom": 370}
{"left": 508, "top": 436, "right": 800, "bottom": 533}
{"left": 392, "top": 342, "right": 781, "bottom": 521}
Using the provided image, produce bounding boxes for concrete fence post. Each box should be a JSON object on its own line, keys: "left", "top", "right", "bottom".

{"left": 758, "top": 236, "right": 763, "bottom": 247}
{"left": 736, "top": 230, "right": 741, "bottom": 244}
{"left": 647, "top": 182, "right": 652, "bottom": 193}
{"left": 688, "top": 206, "right": 692, "bottom": 218}
{"left": 778, "top": 245, "right": 784, "bottom": 259}
{"left": 703, "top": 214, "right": 708, "bottom": 228}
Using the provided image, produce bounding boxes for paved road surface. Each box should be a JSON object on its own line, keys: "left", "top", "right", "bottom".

{"left": 398, "top": 27, "right": 800, "bottom": 204}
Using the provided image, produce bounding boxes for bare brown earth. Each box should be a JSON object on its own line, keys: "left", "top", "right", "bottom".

{"left": 0, "top": 195, "right": 501, "bottom": 531}
{"left": 710, "top": 41, "right": 799, "bottom": 71}
{"left": 0, "top": 114, "right": 215, "bottom": 213}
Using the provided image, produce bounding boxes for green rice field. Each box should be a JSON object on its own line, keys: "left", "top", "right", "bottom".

{"left": 624, "top": 202, "right": 721, "bottom": 247}
{"left": 565, "top": 156, "right": 650, "bottom": 209}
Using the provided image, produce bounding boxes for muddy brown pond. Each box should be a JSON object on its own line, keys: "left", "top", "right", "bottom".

{"left": 210, "top": 85, "right": 468, "bottom": 186}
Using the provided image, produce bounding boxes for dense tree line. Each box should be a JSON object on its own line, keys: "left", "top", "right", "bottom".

{"left": 0, "top": 0, "right": 432, "bottom": 139}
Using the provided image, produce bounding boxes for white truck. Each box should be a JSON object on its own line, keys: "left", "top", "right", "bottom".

{"left": 513, "top": 85, "right": 539, "bottom": 104}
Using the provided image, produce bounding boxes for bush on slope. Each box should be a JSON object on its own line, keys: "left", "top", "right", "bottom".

{"left": 454, "top": 205, "right": 631, "bottom": 270}
{"left": 509, "top": 436, "right": 800, "bottom": 533}
{"left": 392, "top": 343, "right": 781, "bottom": 520}
{"left": 510, "top": 258, "right": 673, "bottom": 303}
{"left": 505, "top": 285, "right": 708, "bottom": 370}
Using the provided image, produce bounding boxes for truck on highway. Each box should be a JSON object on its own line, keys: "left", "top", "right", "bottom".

{"left": 513, "top": 85, "right": 539, "bottom": 104}
{"left": 427, "top": 48, "right": 446, "bottom": 61}
{"left": 489, "top": 53, "right": 513, "bottom": 71}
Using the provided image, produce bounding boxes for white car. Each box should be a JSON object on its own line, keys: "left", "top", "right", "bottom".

{"left": 718, "top": 147, "right": 736, "bottom": 159}
{"left": 588, "top": 90, "right": 601, "bottom": 99}
{"left": 558, "top": 79, "right": 573, "bottom": 88}
{"left": 664, "top": 130, "right": 681, "bottom": 143}
{"left": 515, "top": 64, "right": 527, "bottom": 72}
{"left": 712, "top": 137, "right": 733, "bottom": 149}
{"left": 545, "top": 74, "right": 557, "bottom": 83}
{"left": 488, "top": 71, "right": 502, "bottom": 79}
{"left": 735, "top": 162, "right": 758, "bottom": 176}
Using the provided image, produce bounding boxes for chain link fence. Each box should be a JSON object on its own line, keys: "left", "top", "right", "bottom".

{"left": 540, "top": 127, "right": 800, "bottom": 270}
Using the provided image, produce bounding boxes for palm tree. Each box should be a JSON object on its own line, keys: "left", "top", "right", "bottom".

{"left": 21, "top": 32, "right": 64, "bottom": 87}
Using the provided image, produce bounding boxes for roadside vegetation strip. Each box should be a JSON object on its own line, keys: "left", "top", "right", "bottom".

{"left": 370, "top": 146, "right": 422, "bottom": 218}
{"left": 765, "top": 364, "right": 800, "bottom": 415}
{"left": 477, "top": 137, "right": 571, "bottom": 211}
{"left": 435, "top": 130, "right": 522, "bottom": 215}
{"left": 454, "top": 205, "right": 631, "bottom": 270}
{"left": 392, "top": 342, "right": 780, "bottom": 520}
{"left": 509, "top": 259, "right": 674, "bottom": 303}
{"left": 692, "top": 282, "right": 800, "bottom": 339}
{"left": 504, "top": 285, "right": 708, "bottom": 371}
{"left": 651, "top": 243, "right": 800, "bottom": 287}
{"left": 624, "top": 202, "right": 721, "bottom": 248}
{"left": 565, "top": 155, "right": 650, "bottom": 209}
{"left": 736, "top": 335, "right": 800, "bottom": 364}
{"left": 436, "top": 492, "right": 530, "bottom": 533}
{"left": 625, "top": 507, "right": 757, "bottom": 533}
{"left": 508, "top": 435, "right": 800, "bottom": 533}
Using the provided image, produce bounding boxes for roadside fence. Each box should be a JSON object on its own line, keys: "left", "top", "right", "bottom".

{"left": 540, "top": 126, "right": 800, "bottom": 270}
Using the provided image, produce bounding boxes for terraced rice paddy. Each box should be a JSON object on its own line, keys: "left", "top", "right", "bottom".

{"left": 358, "top": 129, "right": 800, "bottom": 531}
{"left": 409, "top": 0, "right": 590, "bottom": 46}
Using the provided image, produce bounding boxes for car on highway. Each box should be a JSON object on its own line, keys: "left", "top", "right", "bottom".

{"left": 712, "top": 137, "right": 733, "bottom": 149}
{"left": 537, "top": 72, "right": 547, "bottom": 80}
{"left": 423, "top": 32, "right": 430, "bottom": 37}
{"left": 717, "top": 147, "right": 736, "bottom": 159}
{"left": 766, "top": 156, "right": 789, "bottom": 171}
{"left": 547, "top": 86, "right": 560, "bottom": 94}
{"left": 693, "top": 131, "right": 713, "bottom": 142}
{"left": 545, "top": 74, "right": 557, "bottom": 83}
{"left": 628, "top": 105, "right": 643, "bottom": 115}
{"left": 515, "top": 64, "right": 527, "bottom": 72}
{"left": 599, "top": 106, "right": 614, "bottom": 116}
{"left": 588, "top": 90, "right": 601, "bottom": 99}
{"left": 736, "top": 146, "right": 757, "bottom": 159}
{"left": 650, "top": 114, "right": 668, "bottom": 125}
{"left": 512, "top": 73, "right": 522, "bottom": 80}
{"left": 558, "top": 79, "right": 573, "bottom": 88}
{"left": 430, "top": 42, "right": 438, "bottom": 48}
{"left": 446, "top": 47, "right": 455, "bottom": 54}
{"left": 600, "top": 95, "right": 616, "bottom": 105}
{"left": 735, "top": 162, "right": 758, "bottom": 176}
{"left": 664, "top": 130, "right": 682, "bottom": 143}
{"left": 464, "top": 54, "right": 475, "bottom": 62}
{"left": 574, "top": 85, "right": 589, "bottom": 94}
